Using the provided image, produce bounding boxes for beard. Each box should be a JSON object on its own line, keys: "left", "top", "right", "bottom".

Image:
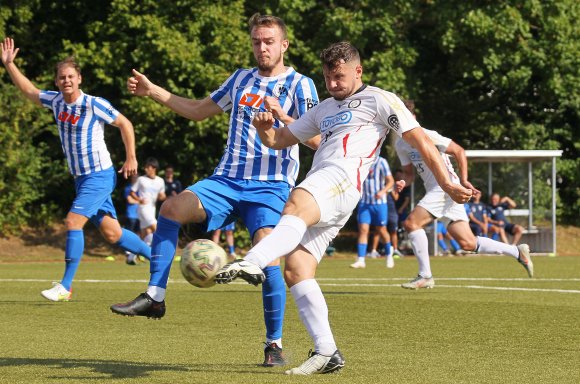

{"left": 257, "top": 53, "right": 283, "bottom": 72}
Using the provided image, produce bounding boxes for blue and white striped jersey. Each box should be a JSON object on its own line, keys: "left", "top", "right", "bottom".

{"left": 210, "top": 66, "right": 318, "bottom": 186}
{"left": 360, "top": 157, "right": 392, "bottom": 205}
{"left": 39, "top": 90, "right": 119, "bottom": 176}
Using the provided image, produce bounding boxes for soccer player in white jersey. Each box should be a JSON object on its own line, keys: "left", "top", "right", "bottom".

{"left": 351, "top": 156, "right": 395, "bottom": 269}
{"left": 109, "top": 14, "right": 319, "bottom": 366}
{"left": 394, "top": 124, "right": 534, "bottom": 290}
{"left": 126, "top": 157, "right": 166, "bottom": 264}
{"left": 1, "top": 38, "right": 152, "bottom": 301}
{"left": 215, "top": 41, "right": 473, "bottom": 375}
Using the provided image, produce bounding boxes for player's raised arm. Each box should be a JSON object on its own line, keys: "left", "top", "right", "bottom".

{"left": 1, "top": 38, "right": 41, "bottom": 106}
{"left": 127, "top": 69, "right": 222, "bottom": 122}
{"left": 402, "top": 128, "right": 472, "bottom": 204}
{"left": 253, "top": 111, "right": 300, "bottom": 150}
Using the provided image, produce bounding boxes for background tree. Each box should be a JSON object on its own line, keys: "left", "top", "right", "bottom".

{"left": 0, "top": 0, "right": 577, "bottom": 235}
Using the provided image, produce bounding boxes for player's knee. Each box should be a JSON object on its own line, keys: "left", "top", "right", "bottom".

{"left": 403, "top": 219, "right": 417, "bottom": 232}
{"left": 159, "top": 199, "right": 180, "bottom": 221}
{"left": 458, "top": 237, "right": 476, "bottom": 251}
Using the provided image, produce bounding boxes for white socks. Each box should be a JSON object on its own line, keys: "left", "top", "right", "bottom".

{"left": 147, "top": 286, "right": 166, "bottom": 302}
{"left": 409, "top": 229, "right": 432, "bottom": 277}
{"left": 244, "top": 215, "right": 307, "bottom": 269}
{"left": 476, "top": 237, "right": 519, "bottom": 258}
{"left": 291, "top": 279, "right": 337, "bottom": 355}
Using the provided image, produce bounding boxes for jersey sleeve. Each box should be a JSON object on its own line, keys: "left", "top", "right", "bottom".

{"left": 395, "top": 139, "right": 412, "bottom": 166}
{"left": 93, "top": 97, "right": 119, "bottom": 124}
{"left": 293, "top": 76, "right": 319, "bottom": 118}
{"left": 382, "top": 158, "right": 392, "bottom": 176}
{"left": 422, "top": 128, "right": 452, "bottom": 152}
{"left": 287, "top": 103, "right": 321, "bottom": 142}
{"left": 210, "top": 69, "right": 242, "bottom": 112}
{"left": 39, "top": 90, "right": 60, "bottom": 110}
{"left": 375, "top": 91, "right": 419, "bottom": 137}
{"left": 131, "top": 178, "right": 141, "bottom": 193}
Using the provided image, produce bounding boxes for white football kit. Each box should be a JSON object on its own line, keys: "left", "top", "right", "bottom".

{"left": 395, "top": 128, "right": 468, "bottom": 222}
{"left": 132, "top": 175, "right": 165, "bottom": 229}
{"left": 288, "top": 85, "right": 419, "bottom": 260}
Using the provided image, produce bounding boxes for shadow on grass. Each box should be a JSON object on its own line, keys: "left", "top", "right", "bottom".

{"left": 0, "top": 357, "right": 277, "bottom": 379}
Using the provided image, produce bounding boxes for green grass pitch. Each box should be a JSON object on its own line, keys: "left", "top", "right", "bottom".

{"left": 0, "top": 255, "right": 578, "bottom": 384}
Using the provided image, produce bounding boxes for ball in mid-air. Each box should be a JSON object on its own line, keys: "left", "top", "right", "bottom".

{"left": 180, "top": 239, "right": 228, "bottom": 288}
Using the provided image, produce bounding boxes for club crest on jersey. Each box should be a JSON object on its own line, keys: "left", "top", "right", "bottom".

{"left": 320, "top": 111, "right": 352, "bottom": 133}
{"left": 348, "top": 99, "right": 361, "bottom": 108}
{"left": 272, "top": 84, "right": 288, "bottom": 98}
{"left": 387, "top": 114, "right": 400, "bottom": 130}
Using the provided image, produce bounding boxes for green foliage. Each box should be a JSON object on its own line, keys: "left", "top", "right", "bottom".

{"left": 0, "top": 0, "right": 577, "bottom": 232}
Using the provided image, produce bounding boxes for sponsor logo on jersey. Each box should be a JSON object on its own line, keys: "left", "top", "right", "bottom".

{"left": 306, "top": 98, "right": 317, "bottom": 111}
{"left": 320, "top": 111, "right": 352, "bottom": 133}
{"left": 239, "top": 93, "right": 264, "bottom": 108}
{"left": 58, "top": 111, "right": 81, "bottom": 125}
{"left": 387, "top": 114, "right": 400, "bottom": 130}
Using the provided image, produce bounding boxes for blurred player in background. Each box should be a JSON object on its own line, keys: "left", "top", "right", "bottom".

{"left": 212, "top": 222, "right": 238, "bottom": 260}
{"left": 110, "top": 14, "right": 319, "bottom": 367}
{"left": 129, "top": 157, "right": 166, "bottom": 249}
{"left": 467, "top": 192, "right": 488, "bottom": 237}
{"left": 351, "top": 156, "right": 395, "bottom": 269}
{"left": 488, "top": 193, "right": 524, "bottom": 245}
{"left": 1, "top": 37, "right": 151, "bottom": 301}
{"left": 395, "top": 127, "right": 534, "bottom": 290}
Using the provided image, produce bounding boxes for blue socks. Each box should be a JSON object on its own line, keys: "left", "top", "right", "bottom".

{"left": 61, "top": 230, "right": 84, "bottom": 291}
{"left": 228, "top": 245, "right": 235, "bottom": 254}
{"left": 438, "top": 238, "right": 449, "bottom": 251}
{"left": 449, "top": 239, "right": 460, "bottom": 252}
{"left": 149, "top": 215, "right": 181, "bottom": 289}
{"left": 262, "top": 266, "right": 286, "bottom": 341}
{"left": 357, "top": 243, "right": 367, "bottom": 257}
{"left": 116, "top": 228, "right": 151, "bottom": 260}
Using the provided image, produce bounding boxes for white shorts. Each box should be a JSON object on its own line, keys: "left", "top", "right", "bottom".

{"left": 417, "top": 189, "right": 469, "bottom": 223}
{"left": 296, "top": 166, "right": 361, "bottom": 262}
{"left": 137, "top": 205, "right": 157, "bottom": 229}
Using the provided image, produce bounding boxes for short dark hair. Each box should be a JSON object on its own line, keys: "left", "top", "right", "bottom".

{"left": 54, "top": 56, "right": 81, "bottom": 79}
{"left": 248, "top": 13, "right": 287, "bottom": 40}
{"left": 403, "top": 99, "right": 415, "bottom": 115}
{"left": 320, "top": 41, "right": 360, "bottom": 70}
{"left": 145, "top": 157, "right": 159, "bottom": 170}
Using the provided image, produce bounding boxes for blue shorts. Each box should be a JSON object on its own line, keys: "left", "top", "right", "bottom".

{"left": 357, "top": 203, "right": 388, "bottom": 226}
{"left": 188, "top": 175, "right": 290, "bottom": 239}
{"left": 71, "top": 167, "right": 117, "bottom": 227}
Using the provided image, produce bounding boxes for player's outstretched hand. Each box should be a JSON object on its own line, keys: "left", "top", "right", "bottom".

{"left": 1, "top": 37, "right": 19, "bottom": 65}
{"left": 127, "top": 69, "right": 153, "bottom": 97}
{"left": 252, "top": 111, "right": 275, "bottom": 132}
{"left": 395, "top": 180, "right": 406, "bottom": 193}
{"left": 445, "top": 184, "right": 473, "bottom": 204}
{"left": 461, "top": 179, "right": 481, "bottom": 198}
{"left": 118, "top": 158, "right": 138, "bottom": 179}
{"left": 264, "top": 96, "right": 287, "bottom": 121}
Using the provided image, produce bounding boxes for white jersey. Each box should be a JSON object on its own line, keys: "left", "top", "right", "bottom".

{"left": 39, "top": 90, "right": 119, "bottom": 176}
{"left": 210, "top": 66, "right": 318, "bottom": 186}
{"left": 360, "top": 157, "right": 391, "bottom": 204}
{"left": 288, "top": 85, "right": 418, "bottom": 191}
{"left": 132, "top": 175, "right": 165, "bottom": 207}
{"left": 395, "top": 128, "right": 460, "bottom": 192}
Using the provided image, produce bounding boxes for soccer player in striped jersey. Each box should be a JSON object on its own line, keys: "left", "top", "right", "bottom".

{"left": 394, "top": 127, "right": 534, "bottom": 290}
{"left": 110, "top": 14, "right": 318, "bottom": 366}
{"left": 215, "top": 41, "right": 473, "bottom": 375}
{"left": 351, "top": 156, "right": 395, "bottom": 269}
{"left": 1, "top": 38, "right": 152, "bottom": 301}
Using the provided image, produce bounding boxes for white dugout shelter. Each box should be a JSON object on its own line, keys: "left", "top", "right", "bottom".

{"left": 426, "top": 150, "right": 562, "bottom": 255}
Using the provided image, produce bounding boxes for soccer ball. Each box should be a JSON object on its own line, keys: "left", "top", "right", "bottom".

{"left": 180, "top": 239, "right": 228, "bottom": 288}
